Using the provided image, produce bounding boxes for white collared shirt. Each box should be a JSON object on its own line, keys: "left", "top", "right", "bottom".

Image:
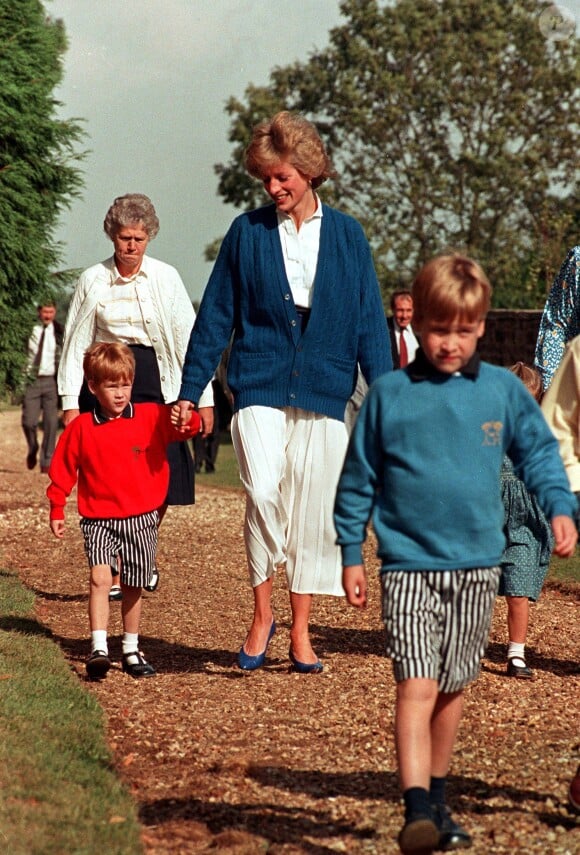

{"left": 29, "top": 322, "right": 57, "bottom": 377}
{"left": 277, "top": 196, "right": 323, "bottom": 308}
{"left": 396, "top": 323, "right": 419, "bottom": 363}
{"left": 94, "top": 266, "right": 151, "bottom": 345}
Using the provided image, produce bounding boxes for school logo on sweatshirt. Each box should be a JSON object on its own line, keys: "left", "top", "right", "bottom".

{"left": 481, "top": 421, "right": 503, "bottom": 446}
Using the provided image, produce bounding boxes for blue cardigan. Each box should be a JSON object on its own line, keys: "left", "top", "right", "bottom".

{"left": 179, "top": 204, "right": 391, "bottom": 421}
{"left": 334, "top": 353, "right": 577, "bottom": 571}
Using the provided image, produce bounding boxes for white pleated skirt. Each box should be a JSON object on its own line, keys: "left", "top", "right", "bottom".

{"left": 231, "top": 406, "right": 349, "bottom": 595}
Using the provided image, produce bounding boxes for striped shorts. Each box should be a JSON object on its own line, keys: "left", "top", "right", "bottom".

{"left": 80, "top": 511, "right": 159, "bottom": 588}
{"left": 381, "top": 567, "right": 501, "bottom": 693}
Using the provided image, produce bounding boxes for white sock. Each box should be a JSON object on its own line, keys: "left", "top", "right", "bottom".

{"left": 91, "top": 630, "right": 108, "bottom": 654}
{"left": 122, "top": 632, "right": 139, "bottom": 657}
{"left": 508, "top": 641, "right": 526, "bottom": 666}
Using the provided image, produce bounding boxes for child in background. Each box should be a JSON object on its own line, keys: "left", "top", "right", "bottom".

{"left": 334, "top": 254, "right": 577, "bottom": 855}
{"left": 499, "top": 362, "right": 553, "bottom": 679}
{"left": 47, "top": 342, "right": 200, "bottom": 680}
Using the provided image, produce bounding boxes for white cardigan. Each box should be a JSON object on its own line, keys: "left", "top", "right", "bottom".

{"left": 58, "top": 255, "right": 213, "bottom": 410}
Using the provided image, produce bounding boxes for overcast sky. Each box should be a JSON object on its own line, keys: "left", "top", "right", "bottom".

{"left": 46, "top": 1, "right": 578, "bottom": 302}
{"left": 46, "top": 0, "right": 345, "bottom": 301}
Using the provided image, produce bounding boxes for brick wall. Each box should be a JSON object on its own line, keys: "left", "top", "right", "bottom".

{"left": 478, "top": 309, "right": 543, "bottom": 367}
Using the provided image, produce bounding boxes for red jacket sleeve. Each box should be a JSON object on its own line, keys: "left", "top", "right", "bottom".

{"left": 46, "top": 423, "right": 81, "bottom": 520}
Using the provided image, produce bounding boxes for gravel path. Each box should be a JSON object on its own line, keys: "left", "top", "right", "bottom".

{"left": 0, "top": 407, "right": 578, "bottom": 854}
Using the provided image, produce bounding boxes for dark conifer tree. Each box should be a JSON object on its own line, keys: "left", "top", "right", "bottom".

{"left": 0, "top": 0, "right": 85, "bottom": 392}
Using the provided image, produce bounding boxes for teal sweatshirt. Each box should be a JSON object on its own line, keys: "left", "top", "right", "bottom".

{"left": 334, "top": 351, "right": 576, "bottom": 571}
{"left": 179, "top": 204, "right": 391, "bottom": 421}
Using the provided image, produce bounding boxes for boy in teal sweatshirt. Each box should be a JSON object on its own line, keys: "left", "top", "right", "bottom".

{"left": 334, "top": 254, "right": 577, "bottom": 855}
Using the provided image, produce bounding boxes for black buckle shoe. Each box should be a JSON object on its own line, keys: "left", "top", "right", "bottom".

{"left": 144, "top": 567, "right": 159, "bottom": 592}
{"left": 432, "top": 804, "right": 472, "bottom": 850}
{"left": 507, "top": 657, "right": 533, "bottom": 679}
{"left": 86, "top": 650, "right": 111, "bottom": 680}
{"left": 569, "top": 764, "right": 580, "bottom": 812}
{"left": 398, "top": 812, "right": 439, "bottom": 854}
{"left": 109, "top": 584, "right": 122, "bottom": 602}
{"left": 122, "top": 650, "right": 156, "bottom": 678}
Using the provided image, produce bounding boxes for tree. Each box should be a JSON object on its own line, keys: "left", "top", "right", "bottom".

{"left": 0, "top": 0, "right": 85, "bottom": 393}
{"left": 213, "top": 0, "right": 579, "bottom": 308}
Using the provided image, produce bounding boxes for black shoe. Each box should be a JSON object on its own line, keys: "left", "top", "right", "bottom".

{"left": 507, "top": 657, "right": 533, "bottom": 679}
{"left": 569, "top": 764, "right": 580, "bottom": 813}
{"left": 398, "top": 813, "right": 439, "bottom": 854}
{"left": 26, "top": 448, "right": 38, "bottom": 470}
{"left": 144, "top": 567, "right": 159, "bottom": 592}
{"left": 432, "top": 804, "right": 472, "bottom": 850}
{"left": 109, "top": 584, "right": 123, "bottom": 602}
{"left": 86, "top": 650, "right": 111, "bottom": 680}
{"left": 122, "top": 650, "right": 156, "bottom": 678}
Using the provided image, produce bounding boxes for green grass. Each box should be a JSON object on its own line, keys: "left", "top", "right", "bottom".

{"left": 194, "top": 431, "right": 243, "bottom": 491}
{"left": 547, "top": 552, "right": 580, "bottom": 587}
{"left": 0, "top": 569, "right": 143, "bottom": 855}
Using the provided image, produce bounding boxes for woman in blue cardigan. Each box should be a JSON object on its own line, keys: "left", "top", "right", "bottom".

{"left": 176, "top": 111, "right": 391, "bottom": 672}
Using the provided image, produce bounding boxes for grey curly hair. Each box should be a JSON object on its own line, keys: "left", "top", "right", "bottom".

{"left": 103, "top": 193, "right": 160, "bottom": 239}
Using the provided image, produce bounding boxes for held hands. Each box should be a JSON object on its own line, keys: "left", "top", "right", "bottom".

{"left": 342, "top": 564, "right": 367, "bottom": 608}
{"left": 50, "top": 519, "right": 65, "bottom": 539}
{"left": 172, "top": 401, "right": 215, "bottom": 438}
{"left": 551, "top": 515, "right": 578, "bottom": 557}
{"left": 171, "top": 400, "right": 195, "bottom": 433}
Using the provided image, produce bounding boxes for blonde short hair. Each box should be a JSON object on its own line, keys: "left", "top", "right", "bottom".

{"left": 508, "top": 362, "right": 543, "bottom": 403}
{"left": 244, "top": 111, "right": 334, "bottom": 189}
{"left": 83, "top": 342, "right": 135, "bottom": 386}
{"left": 412, "top": 254, "right": 492, "bottom": 329}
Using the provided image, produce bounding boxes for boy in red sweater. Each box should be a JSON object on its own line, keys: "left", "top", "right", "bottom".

{"left": 47, "top": 342, "right": 200, "bottom": 680}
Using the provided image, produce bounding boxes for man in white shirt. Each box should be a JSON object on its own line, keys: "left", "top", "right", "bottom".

{"left": 387, "top": 290, "right": 420, "bottom": 369}
{"left": 22, "top": 302, "right": 63, "bottom": 472}
{"left": 346, "top": 290, "right": 420, "bottom": 431}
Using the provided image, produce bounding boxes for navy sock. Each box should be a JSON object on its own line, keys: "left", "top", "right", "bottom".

{"left": 403, "top": 786, "right": 432, "bottom": 820}
{"left": 430, "top": 776, "right": 446, "bottom": 805}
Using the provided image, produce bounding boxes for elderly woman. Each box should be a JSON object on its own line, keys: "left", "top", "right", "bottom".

{"left": 59, "top": 193, "right": 213, "bottom": 593}
{"left": 176, "top": 112, "right": 391, "bottom": 672}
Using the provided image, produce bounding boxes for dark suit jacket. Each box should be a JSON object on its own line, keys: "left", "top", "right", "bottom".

{"left": 387, "top": 316, "right": 401, "bottom": 369}
{"left": 53, "top": 320, "right": 64, "bottom": 350}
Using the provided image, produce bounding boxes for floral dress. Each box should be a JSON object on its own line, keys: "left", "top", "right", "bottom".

{"left": 499, "top": 456, "right": 554, "bottom": 600}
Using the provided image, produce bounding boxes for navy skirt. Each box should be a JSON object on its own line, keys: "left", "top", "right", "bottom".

{"left": 78, "top": 344, "right": 195, "bottom": 506}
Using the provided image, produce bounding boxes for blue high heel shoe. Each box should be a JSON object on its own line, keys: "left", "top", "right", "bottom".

{"left": 289, "top": 647, "right": 323, "bottom": 674}
{"left": 238, "top": 621, "right": 276, "bottom": 670}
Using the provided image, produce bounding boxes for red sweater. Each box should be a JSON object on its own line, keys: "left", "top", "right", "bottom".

{"left": 47, "top": 403, "right": 200, "bottom": 521}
